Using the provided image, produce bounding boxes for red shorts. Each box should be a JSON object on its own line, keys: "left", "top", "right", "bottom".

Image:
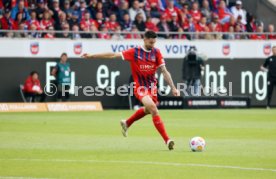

{"left": 134, "top": 86, "right": 158, "bottom": 104}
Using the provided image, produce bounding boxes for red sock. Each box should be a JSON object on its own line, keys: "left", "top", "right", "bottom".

{"left": 126, "top": 108, "right": 147, "bottom": 127}
{"left": 152, "top": 115, "right": 170, "bottom": 143}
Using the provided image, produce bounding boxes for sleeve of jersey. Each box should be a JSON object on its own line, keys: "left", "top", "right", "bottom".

{"left": 156, "top": 49, "right": 165, "bottom": 68}
{"left": 263, "top": 58, "right": 269, "bottom": 68}
{"left": 120, "top": 48, "right": 135, "bottom": 61}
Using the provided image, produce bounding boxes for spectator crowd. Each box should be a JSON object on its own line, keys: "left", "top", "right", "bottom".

{"left": 0, "top": 0, "right": 275, "bottom": 39}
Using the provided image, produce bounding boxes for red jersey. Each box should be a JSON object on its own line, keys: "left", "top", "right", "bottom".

{"left": 268, "top": 34, "right": 276, "bottom": 39}
{"left": 164, "top": 7, "right": 180, "bottom": 21}
{"left": 189, "top": 10, "right": 202, "bottom": 23}
{"left": 181, "top": 20, "right": 189, "bottom": 30}
{"left": 80, "top": 19, "right": 98, "bottom": 30}
{"left": 212, "top": 0, "right": 220, "bottom": 10}
{"left": 195, "top": 23, "right": 207, "bottom": 32}
{"left": 105, "top": 21, "right": 119, "bottom": 31}
{"left": 222, "top": 22, "right": 236, "bottom": 32}
{"left": 44, "top": 33, "right": 54, "bottom": 39}
{"left": 250, "top": 34, "right": 266, "bottom": 40}
{"left": 146, "top": 0, "right": 163, "bottom": 10}
{"left": 23, "top": 76, "right": 41, "bottom": 93}
{"left": 217, "top": 8, "right": 231, "bottom": 20}
{"left": 121, "top": 46, "right": 165, "bottom": 89}
{"left": 209, "top": 22, "right": 222, "bottom": 32}
{"left": 27, "top": 19, "right": 41, "bottom": 30}
{"left": 125, "top": 33, "right": 141, "bottom": 39}
{"left": 98, "top": 33, "right": 111, "bottom": 39}
{"left": 145, "top": 21, "right": 159, "bottom": 32}
{"left": 40, "top": 19, "right": 54, "bottom": 30}
{"left": 0, "top": 17, "right": 16, "bottom": 30}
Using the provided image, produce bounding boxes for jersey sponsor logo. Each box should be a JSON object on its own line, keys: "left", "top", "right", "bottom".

{"left": 74, "top": 42, "right": 82, "bottom": 55}
{"left": 263, "top": 43, "right": 271, "bottom": 56}
{"left": 222, "top": 43, "right": 230, "bottom": 56}
{"left": 140, "top": 64, "right": 155, "bottom": 71}
{"left": 30, "top": 42, "right": 39, "bottom": 55}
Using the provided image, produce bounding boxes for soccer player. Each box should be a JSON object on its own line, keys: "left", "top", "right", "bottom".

{"left": 261, "top": 46, "right": 276, "bottom": 109}
{"left": 81, "top": 31, "right": 180, "bottom": 150}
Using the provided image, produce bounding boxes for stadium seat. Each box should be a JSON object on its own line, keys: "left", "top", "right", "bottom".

{"left": 19, "top": 84, "right": 32, "bottom": 103}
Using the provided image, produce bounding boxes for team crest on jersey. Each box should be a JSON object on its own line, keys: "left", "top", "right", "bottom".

{"left": 30, "top": 42, "right": 39, "bottom": 55}
{"left": 263, "top": 43, "right": 271, "bottom": 56}
{"left": 222, "top": 43, "right": 230, "bottom": 56}
{"left": 74, "top": 42, "right": 82, "bottom": 55}
{"left": 150, "top": 54, "right": 156, "bottom": 62}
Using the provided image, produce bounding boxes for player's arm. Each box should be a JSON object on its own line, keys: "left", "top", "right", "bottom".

{"left": 81, "top": 52, "right": 122, "bottom": 59}
{"left": 51, "top": 67, "right": 57, "bottom": 76}
{"left": 160, "top": 65, "right": 180, "bottom": 96}
{"left": 260, "top": 66, "right": 268, "bottom": 72}
{"left": 260, "top": 57, "right": 269, "bottom": 72}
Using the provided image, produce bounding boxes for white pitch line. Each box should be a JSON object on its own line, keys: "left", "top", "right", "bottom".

{"left": 1, "top": 158, "right": 276, "bottom": 173}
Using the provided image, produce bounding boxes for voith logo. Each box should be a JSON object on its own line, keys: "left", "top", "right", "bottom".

{"left": 263, "top": 43, "right": 271, "bottom": 56}
{"left": 30, "top": 42, "right": 39, "bottom": 55}
{"left": 74, "top": 42, "right": 82, "bottom": 55}
{"left": 222, "top": 43, "right": 230, "bottom": 56}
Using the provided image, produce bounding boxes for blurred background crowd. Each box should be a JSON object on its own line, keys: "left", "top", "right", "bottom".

{"left": 0, "top": 0, "right": 275, "bottom": 39}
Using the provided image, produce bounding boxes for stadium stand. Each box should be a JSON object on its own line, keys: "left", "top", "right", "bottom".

{"left": 0, "top": 0, "right": 275, "bottom": 39}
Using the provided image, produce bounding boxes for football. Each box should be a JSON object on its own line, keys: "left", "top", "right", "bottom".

{"left": 189, "top": 136, "right": 206, "bottom": 152}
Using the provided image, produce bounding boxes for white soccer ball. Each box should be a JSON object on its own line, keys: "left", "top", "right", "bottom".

{"left": 189, "top": 136, "right": 206, "bottom": 152}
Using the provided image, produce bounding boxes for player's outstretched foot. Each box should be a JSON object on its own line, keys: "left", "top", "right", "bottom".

{"left": 167, "top": 139, "right": 175, "bottom": 150}
{"left": 120, "top": 120, "right": 128, "bottom": 137}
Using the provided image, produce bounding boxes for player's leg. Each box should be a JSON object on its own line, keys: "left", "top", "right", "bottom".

{"left": 57, "top": 84, "right": 62, "bottom": 102}
{"left": 141, "top": 95, "right": 174, "bottom": 150}
{"left": 266, "top": 79, "right": 274, "bottom": 108}
{"left": 39, "top": 92, "right": 46, "bottom": 102}
{"left": 120, "top": 107, "right": 150, "bottom": 137}
{"left": 64, "top": 85, "right": 70, "bottom": 102}
{"left": 24, "top": 92, "right": 35, "bottom": 102}
{"left": 126, "top": 107, "right": 149, "bottom": 127}
{"left": 120, "top": 89, "right": 150, "bottom": 137}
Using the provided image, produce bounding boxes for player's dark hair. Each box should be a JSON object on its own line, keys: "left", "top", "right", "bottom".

{"left": 30, "top": 71, "right": 38, "bottom": 76}
{"left": 144, "top": 31, "right": 157, "bottom": 39}
{"left": 61, "top": 52, "right": 67, "bottom": 57}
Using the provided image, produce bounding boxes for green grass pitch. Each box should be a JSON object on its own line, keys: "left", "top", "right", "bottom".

{"left": 0, "top": 109, "right": 276, "bottom": 179}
